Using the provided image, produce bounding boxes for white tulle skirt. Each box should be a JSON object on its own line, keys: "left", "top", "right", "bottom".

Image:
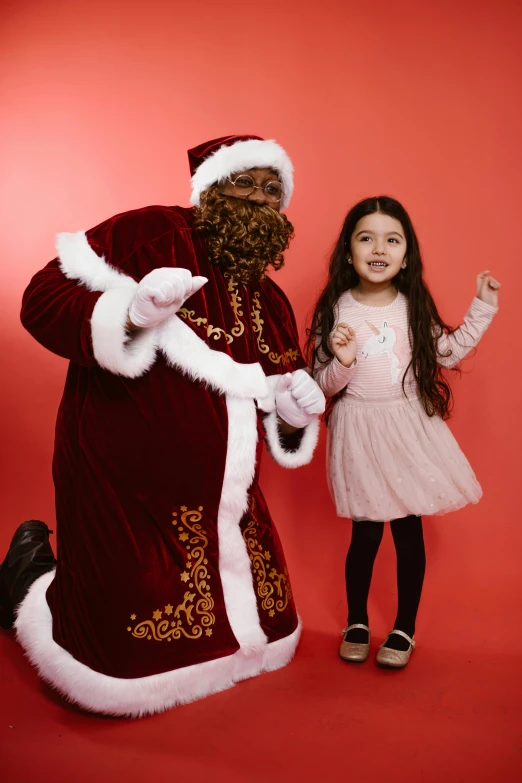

{"left": 327, "top": 394, "right": 482, "bottom": 521}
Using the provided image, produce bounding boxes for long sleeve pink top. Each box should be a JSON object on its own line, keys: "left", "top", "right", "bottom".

{"left": 314, "top": 290, "right": 497, "bottom": 400}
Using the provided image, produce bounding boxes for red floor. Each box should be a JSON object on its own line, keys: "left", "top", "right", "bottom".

{"left": 2, "top": 437, "right": 520, "bottom": 781}
{"left": 1, "top": 621, "right": 520, "bottom": 782}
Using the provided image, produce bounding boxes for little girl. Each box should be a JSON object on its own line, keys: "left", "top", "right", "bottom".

{"left": 307, "top": 196, "right": 500, "bottom": 667}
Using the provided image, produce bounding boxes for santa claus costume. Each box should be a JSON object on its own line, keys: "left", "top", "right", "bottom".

{"left": 3, "top": 135, "right": 324, "bottom": 717}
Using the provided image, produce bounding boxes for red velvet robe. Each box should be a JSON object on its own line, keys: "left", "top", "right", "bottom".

{"left": 15, "top": 205, "right": 319, "bottom": 717}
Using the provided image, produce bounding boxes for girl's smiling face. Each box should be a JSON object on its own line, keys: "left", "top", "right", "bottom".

{"left": 349, "top": 212, "right": 407, "bottom": 285}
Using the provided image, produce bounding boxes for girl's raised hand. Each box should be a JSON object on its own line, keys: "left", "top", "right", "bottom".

{"left": 476, "top": 271, "right": 501, "bottom": 308}
{"left": 331, "top": 323, "right": 357, "bottom": 368}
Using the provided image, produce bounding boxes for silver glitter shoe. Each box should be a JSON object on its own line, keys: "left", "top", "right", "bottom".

{"left": 339, "top": 623, "right": 371, "bottom": 663}
{"left": 376, "top": 629, "right": 415, "bottom": 668}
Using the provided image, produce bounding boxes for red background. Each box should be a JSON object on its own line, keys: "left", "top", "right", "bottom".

{"left": 1, "top": 1, "right": 520, "bottom": 781}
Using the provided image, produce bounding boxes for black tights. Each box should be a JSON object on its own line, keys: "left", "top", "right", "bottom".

{"left": 345, "top": 515, "right": 425, "bottom": 646}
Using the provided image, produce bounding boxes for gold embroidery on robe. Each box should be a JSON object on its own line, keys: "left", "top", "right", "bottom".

{"left": 127, "top": 506, "right": 215, "bottom": 642}
{"left": 177, "top": 276, "right": 300, "bottom": 365}
{"left": 226, "top": 275, "right": 245, "bottom": 338}
{"left": 177, "top": 275, "right": 243, "bottom": 345}
{"left": 242, "top": 505, "right": 292, "bottom": 617}
{"left": 250, "top": 291, "right": 300, "bottom": 366}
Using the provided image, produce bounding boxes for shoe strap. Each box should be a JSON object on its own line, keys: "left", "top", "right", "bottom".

{"left": 342, "top": 623, "right": 370, "bottom": 635}
{"left": 388, "top": 629, "right": 415, "bottom": 647}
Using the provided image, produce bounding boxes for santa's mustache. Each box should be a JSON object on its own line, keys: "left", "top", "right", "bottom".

{"left": 207, "top": 191, "right": 279, "bottom": 224}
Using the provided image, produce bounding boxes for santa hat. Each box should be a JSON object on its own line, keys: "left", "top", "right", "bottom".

{"left": 188, "top": 134, "right": 294, "bottom": 210}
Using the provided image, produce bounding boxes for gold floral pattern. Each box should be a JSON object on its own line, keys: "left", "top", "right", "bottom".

{"left": 242, "top": 512, "right": 292, "bottom": 617}
{"left": 251, "top": 292, "right": 300, "bottom": 366}
{"left": 177, "top": 277, "right": 299, "bottom": 365}
{"left": 177, "top": 275, "right": 244, "bottom": 345}
{"left": 177, "top": 308, "right": 234, "bottom": 345}
{"left": 226, "top": 274, "right": 246, "bottom": 339}
{"left": 127, "top": 506, "right": 215, "bottom": 642}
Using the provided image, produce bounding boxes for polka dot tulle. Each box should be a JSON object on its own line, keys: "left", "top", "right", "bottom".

{"left": 327, "top": 395, "right": 482, "bottom": 521}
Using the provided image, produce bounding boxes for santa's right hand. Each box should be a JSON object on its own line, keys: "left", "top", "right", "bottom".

{"left": 128, "top": 268, "right": 207, "bottom": 329}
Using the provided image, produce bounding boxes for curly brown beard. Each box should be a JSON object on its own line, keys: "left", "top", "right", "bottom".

{"left": 193, "top": 186, "right": 295, "bottom": 283}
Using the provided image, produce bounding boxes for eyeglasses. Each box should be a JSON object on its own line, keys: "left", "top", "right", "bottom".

{"left": 226, "top": 174, "right": 283, "bottom": 202}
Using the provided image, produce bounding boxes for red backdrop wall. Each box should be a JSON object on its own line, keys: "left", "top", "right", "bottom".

{"left": 1, "top": 0, "right": 520, "bottom": 657}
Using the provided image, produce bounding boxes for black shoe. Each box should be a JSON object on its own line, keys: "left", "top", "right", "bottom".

{"left": 0, "top": 520, "right": 56, "bottom": 630}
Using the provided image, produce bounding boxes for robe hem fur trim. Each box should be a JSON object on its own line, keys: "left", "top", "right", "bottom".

{"left": 15, "top": 571, "right": 301, "bottom": 718}
{"left": 264, "top": 411, "right": 320, "bottom": 468}
{"left": 189, "top": 139, "right": 294, "bottom": 210}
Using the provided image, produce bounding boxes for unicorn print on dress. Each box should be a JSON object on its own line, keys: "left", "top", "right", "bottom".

{"left": 360, "top": 320, "right": 409, "bottom": 385}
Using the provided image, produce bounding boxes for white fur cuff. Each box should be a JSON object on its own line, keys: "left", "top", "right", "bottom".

{"left": 90, "top": 286, "right": 157, "bottom": 378}
{"left": 264, "top": 410, "right": 320, "bottom": 468}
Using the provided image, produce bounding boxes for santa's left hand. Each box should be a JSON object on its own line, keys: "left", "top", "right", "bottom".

{"left": 274, "top": 370, "right": 326, "bottom": 429}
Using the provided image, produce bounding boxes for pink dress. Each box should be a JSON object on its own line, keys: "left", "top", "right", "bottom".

{"left": 314, "top": 291, "right": 497, "bottom": 521}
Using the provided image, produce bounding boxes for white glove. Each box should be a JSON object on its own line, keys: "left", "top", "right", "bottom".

{"left": 274, "top": 369, "right": 326, "bottom": 429}
{"left": 128, "top": 268, "right": 207, "bottom": 329}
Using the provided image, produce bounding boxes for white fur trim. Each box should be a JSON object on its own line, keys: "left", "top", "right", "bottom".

{"left": 90, "top": 286, "right": 158, "bottom": 378}
{"left": 190, "top": 139, "right": 294, "bottom": 210}
{"left": 256, "top": 374, "right": 280, "bottom": 413}
{"left": 58, "top": 230, "right": 157, "bottom": 378}
{"left": 15, "top": 571, "right": 301, "bottom": 717}
{"left": 217, "top": 396, "right": 267, "bottom": 681}
{"left": 158, "top": 316, "right": 268, "bottom": 399}
{"left": 264, "top": 411, "right": 320, "bottom": 468}
{"left": 57, "top": 231, "right": 135, "bottom": 292}
{"left": 262, "top": 617, "right": 302, "bottom": 672}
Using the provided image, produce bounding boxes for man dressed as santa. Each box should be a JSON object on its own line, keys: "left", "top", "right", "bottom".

{"left": 0, "top": 135, "right": 325, "bottom": 717}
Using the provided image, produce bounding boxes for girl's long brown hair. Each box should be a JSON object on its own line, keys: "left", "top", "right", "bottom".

{"left": 305, "top": 196, "right": 456, "bottom": 419}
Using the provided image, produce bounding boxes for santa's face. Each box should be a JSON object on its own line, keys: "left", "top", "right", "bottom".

{"left": 194, "top": 181, "right": 294, "bottom": 283}
{"left": 217, "top": 167, "right": 282, "bottom": 212}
